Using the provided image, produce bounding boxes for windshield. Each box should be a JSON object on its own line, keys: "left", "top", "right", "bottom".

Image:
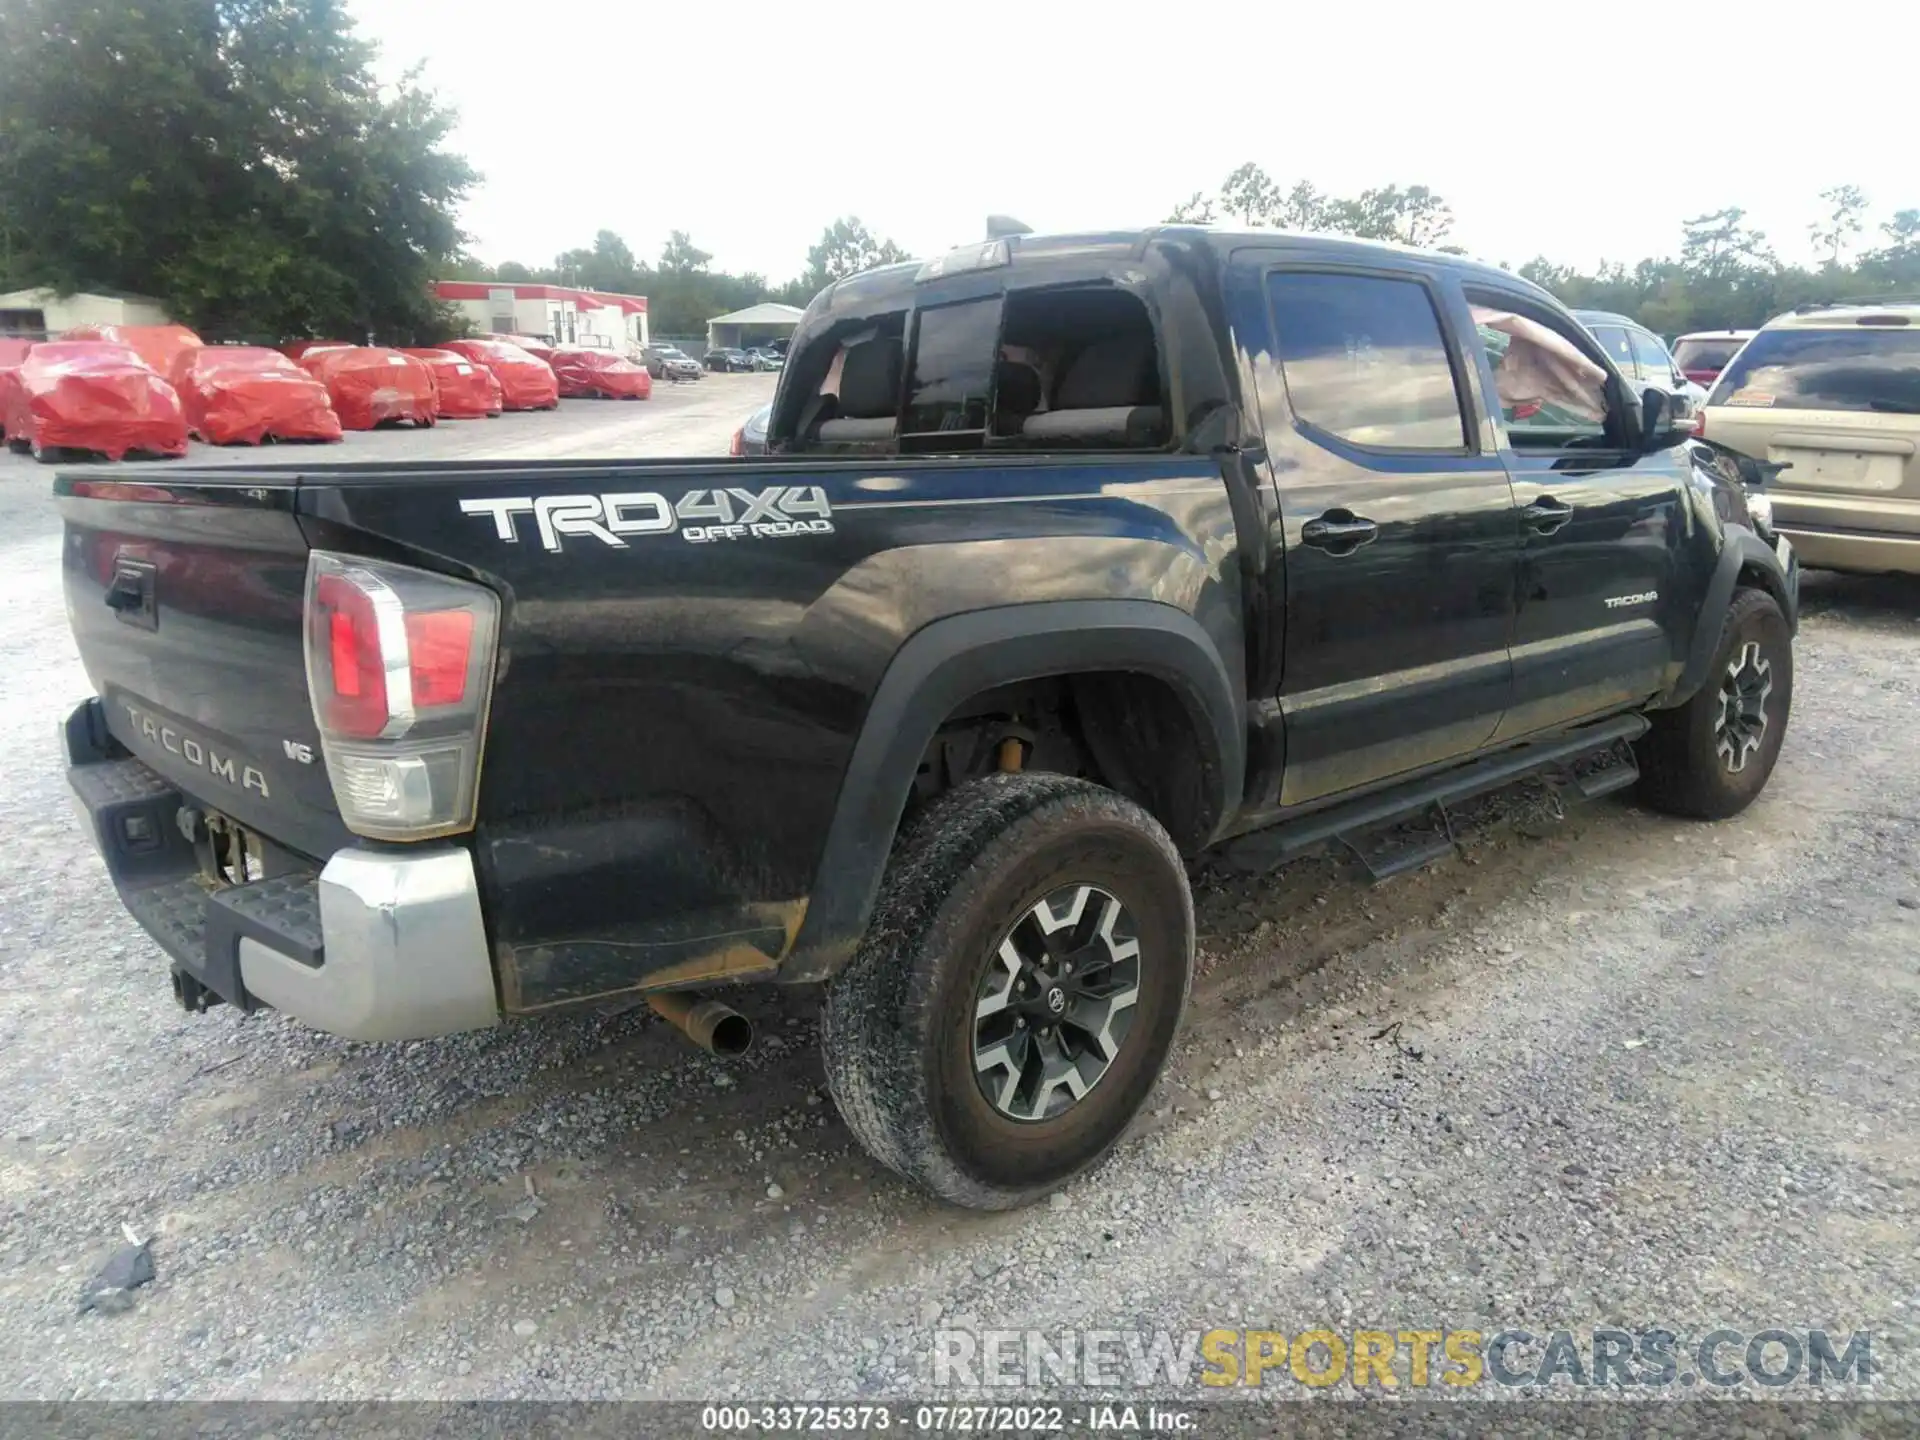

{"left": 1710, "top": 327, "right": 1920, "bottom": 413}
{"left": 1673, "top": 337, "right": 1747, "bottom": 374}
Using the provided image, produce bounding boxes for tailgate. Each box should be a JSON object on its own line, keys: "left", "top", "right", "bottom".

{"left": 57, "top": 473, "right": 349, "bottom": 860}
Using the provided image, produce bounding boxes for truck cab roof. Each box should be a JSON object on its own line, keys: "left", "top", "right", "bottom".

{"left": 773, "top": 226, "right": 1554, "bottom": 455}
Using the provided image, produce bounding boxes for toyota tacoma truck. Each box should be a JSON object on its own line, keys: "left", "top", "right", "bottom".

{"left": 59, "top": 228, "right": 1798, "bottom": 1209}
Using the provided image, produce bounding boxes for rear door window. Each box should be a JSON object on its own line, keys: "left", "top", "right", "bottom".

{"left": 1712, "top": 327, "right": 1920, "bottom": 413}
{"left": 1590, "top": 325, "right": 1635, "bottom": 378}
{"left": 1629, "top": 328, "right": 1676, "bottom": 384}
{"left": 1265, "top": 271, "right": 1468, "bottom": 450}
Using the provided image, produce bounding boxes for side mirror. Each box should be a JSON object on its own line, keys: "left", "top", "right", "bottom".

{"left": 1640, "top": 385, "right": 1689, "bottom": 452}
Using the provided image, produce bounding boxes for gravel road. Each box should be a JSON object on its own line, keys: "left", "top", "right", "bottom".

{"left": 1, "top": 407, "right": 1915, "bottom": 1407}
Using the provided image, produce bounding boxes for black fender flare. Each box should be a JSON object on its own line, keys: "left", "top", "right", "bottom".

{"left": 782, "top": 599, "right": 1243, "bottom": 980}
{"left": 1662, "top": 528, "right": 1799, "bottom": 707}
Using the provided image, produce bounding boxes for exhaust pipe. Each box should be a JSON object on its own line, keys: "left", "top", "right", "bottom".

{"left": 647, "top": 991, "right": 754, "bottom": 1057}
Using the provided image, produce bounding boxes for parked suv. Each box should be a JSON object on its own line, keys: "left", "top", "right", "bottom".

{"left": 1575, "top": 310, "right": 1704, "bottom": 407}
{"left": 58, "top": 228, "right": 1796, "bottom": 1210}
{"left": 1698, "top": 301, "right": 1920, "bottom": 574}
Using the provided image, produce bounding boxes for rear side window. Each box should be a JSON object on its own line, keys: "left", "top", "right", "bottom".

{"left": 1590, "top": 325, "right": 1635, "bottom": 377}
{"left": 1712, "top": 327, "right": 1920, "bottom": 413}
{"left": 902, "top": 299, "right": 1000, "bottom": 436}
{"left": 1630, "top": 329, "right": 1675, "bottom": 383}
{"left": 1265, "top": 272, "right": 1467, "bottom": 450}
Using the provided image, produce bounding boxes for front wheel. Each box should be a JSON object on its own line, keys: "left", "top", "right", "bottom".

{"left": 821, "top": 773, "right": 1193, "bottom": 1210}
{"left": 1637, "top": 586, "right": 1793, "bottom": 820}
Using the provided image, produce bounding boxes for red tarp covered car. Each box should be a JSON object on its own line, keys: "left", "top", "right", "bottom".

{"left": 0, "top": 340, "right": 33, "bottom": 449}
{"left": 482, "top": 332, "right": 556, "bottom": 363}
{"left": 296, "top": 347, "right": 437, "bottom": 430}
{"left": 4, "top": 341, "right": 188, "bottom": 462}
{"left": 550, "top": 346, "right": 653, "bottom": 400}
{"left": 62, "top": 323, "right": 203, "bottom": 381}
{"left": 173, "top": 346, "right": 344, "bottom": 446}
{"left": 279, "top": 340, "right": 355, "bottom": 362}
{"left": 440, "top": 339, "right": 560, "bottom": 411}
{"left": 401, "top": 348, "right": 502, "bottom": 419}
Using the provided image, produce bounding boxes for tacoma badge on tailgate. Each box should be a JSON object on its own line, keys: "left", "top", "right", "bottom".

{"left": 121, "top": 702, "right": 271, "bottom": 797}
{"left": 459, "top": 487, "right": 834, "bottom": 551}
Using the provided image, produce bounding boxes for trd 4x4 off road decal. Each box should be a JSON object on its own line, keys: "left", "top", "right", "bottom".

{"left": 459, "top": 487, "right": 834, "bottom": 551}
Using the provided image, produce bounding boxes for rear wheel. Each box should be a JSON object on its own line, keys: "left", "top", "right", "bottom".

{"left": 1637, "top": 587, "right": 1792, "bottom": 819}
{"left": 821, "top": 773, "right": 1193, "bottom": 1209}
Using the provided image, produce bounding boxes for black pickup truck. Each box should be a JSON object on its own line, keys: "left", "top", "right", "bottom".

{"left": 59, "top": 228, "right": 1798, "bottom": 1209}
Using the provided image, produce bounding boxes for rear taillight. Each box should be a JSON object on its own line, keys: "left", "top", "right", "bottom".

{"left": 1690, "top": 410, "right": 1706, "bottom": 438}
{"left": 728, "top": 426, "right": 744, "bottom": 456}
{"left": 303, "top": 551, "right": 499, "bottom": 841}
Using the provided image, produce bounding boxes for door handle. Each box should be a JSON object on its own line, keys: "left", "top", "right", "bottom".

{"left": 1522, "top": 494, "right": 1573, "bottom": 535}
{"left": 1300, "top": 510, "right": 1380, "bottom": 554}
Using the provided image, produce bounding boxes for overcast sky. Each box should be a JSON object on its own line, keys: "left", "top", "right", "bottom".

{"left": 356, "top": 0, "right": 1916, "bottom": 284}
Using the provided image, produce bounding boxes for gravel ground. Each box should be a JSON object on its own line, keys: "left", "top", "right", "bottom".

{"left": 0, "top": 409, "right": 1915, "bottom": 1409}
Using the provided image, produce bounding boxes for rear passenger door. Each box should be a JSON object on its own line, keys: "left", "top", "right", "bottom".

{"left": 1463, "top": 285, "right": 1690, "bottom": 740}
{"left": 1242, "top": 257, "right": 1520, "bottom": 808}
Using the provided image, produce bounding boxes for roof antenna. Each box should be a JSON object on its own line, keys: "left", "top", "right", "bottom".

{"left": 986, "top": 215, "right": 1032, "bottom": 240}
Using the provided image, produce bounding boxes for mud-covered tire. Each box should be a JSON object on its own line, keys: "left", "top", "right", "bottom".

{"left": 821, "top": 773, "right": 1193, "bottom": 1210}
{"left": 1637, "top": 587, "right": 1792, "bottom": 820}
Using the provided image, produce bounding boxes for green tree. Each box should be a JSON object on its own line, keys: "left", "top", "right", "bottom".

{"left": 1218, "top": 163, "right": 1280, "bottom": 226}
{"left": 1680, "top": 207, "right": 1773, "bottom": 278}
{"left": 1164, "top": 191, "right": 1217, "bottom": 224}
{"left": 800, "top": 217, "right": 909, "bottom": 291}
{"left": 1326, "top": 184, "right": 1454, "bottom": 247}
{"left": 554, "top": 229, "right": 639, "bottom": 292}
{"left": 1809, "top": 185, "right": 1869, "bottom": 267}
{"left": 0, "top": 0, "right": 476, "bottom": 340}
{"left": 1274, "top": 181, "right": 1334, "bottom": 232}
{"left": 1876, "top": 210, "right": 1920, "bottom": 257}
{"left": 660, "top": 230, "right": 713, "bottom": 276}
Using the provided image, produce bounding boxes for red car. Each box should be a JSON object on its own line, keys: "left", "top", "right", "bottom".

{"left": 0, "top": 339, "right": 33, "bottom": 450}
{"left": 439, "top": 339, "right": 560, "bottom": 411}
{"left": 549, "top": 346, "right": 653, "bottom": 400}
{"left": 280, "top": 340, "right": 355, "bottom": 362}
{"left": 4, "top": 340, "right": 188, "bottom": 462}
{"left": 62, "top": 323, "right": 203, "bottom": 381}
{"left": 296, "top": 347, "right": 437, "bottom": 430}
{"left": 173, "top": 346, "right": 343, "bottom": 445}
{"left": 482, "top": 332, "right": 556, "bottom": 363}
{"left": 402, "top": 348, "right": 503, "bottom": 419}
{"left": 1672, "top": 330, "right": 1758, "bottom": 390}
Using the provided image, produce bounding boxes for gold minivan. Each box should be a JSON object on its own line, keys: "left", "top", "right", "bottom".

{"left": 1698, "top": 303, "right": 1920, "bottom": 574}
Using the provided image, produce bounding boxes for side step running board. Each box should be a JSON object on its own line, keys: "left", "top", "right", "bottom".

{"left": 1221, "top": 714, "right": 1649, "bottom": 878}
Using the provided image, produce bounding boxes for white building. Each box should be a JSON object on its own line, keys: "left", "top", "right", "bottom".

{"left": 0, "top": 288, "right": 171, "bottom": 337}
{"left": 707, "top": 302, "right": 806, "bottom": 354}
{"left": 434, "top": 282, "right": 648, "bottom": 353}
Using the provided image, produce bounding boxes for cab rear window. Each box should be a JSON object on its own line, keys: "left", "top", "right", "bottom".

{"left": 1711, "top": 327, "right": 1920, "bottom": 413}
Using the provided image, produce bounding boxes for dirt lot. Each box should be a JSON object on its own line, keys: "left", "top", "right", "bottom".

{"left": 0, "top": 403, "right": 1915, "bottom": 1406}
